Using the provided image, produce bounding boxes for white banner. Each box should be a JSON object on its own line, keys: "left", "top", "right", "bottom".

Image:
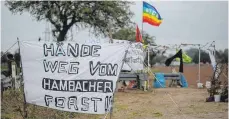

{"left": 207, "top": 49, "right": 216, "bottom": 71}
{"left": 20, "top": 41, "right": 129, "bottom": 114}
{"left": 80, "top": 39, "right": 145, "bottom": 71}
{"left": 113, "top": 40, "right": 145, "bottom": 71}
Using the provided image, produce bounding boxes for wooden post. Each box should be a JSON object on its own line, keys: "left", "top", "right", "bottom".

{"left": 1, "top": 82, "right": 3, "bottom": 101}
{"left": 22, "top": 85, "right": 28, "bottom": 119}
{"left": 137, "top": 75, "right": 140, "bottom": 89}
{"left": 11, "top": 62, "right": 17, "bottom": 89}
{"left": 17, "top": 38, "right": 28, "bottom": 118}
{"left": 108, "top": 25, "right": 113, "bottom": 43}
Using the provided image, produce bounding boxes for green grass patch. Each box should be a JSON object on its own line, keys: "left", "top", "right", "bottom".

{"left": 150, "top": 68, "right": 160, "bottom": 73}
{"left": 1, "top": 64, "right": 21, "bottom": 74}
{"left": 1, "top": 65, "right": 8, "bottom": 71}
{"left": 153, "top": 112, "right": 163, "bottom": 117}
{"left": 116, "top": 104, "right": 128, "bottom": 111}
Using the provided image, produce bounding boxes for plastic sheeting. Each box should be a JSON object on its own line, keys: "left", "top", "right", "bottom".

{"left": 153, "top": 73, "right": 165, "bottom": 88}
{"left": 153, "top": 73, "right": 188, "bottom": 88}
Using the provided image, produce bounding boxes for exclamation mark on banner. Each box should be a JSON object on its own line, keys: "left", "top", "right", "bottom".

{"left": 105, "top": 96, "right": 112, "bottom": 112}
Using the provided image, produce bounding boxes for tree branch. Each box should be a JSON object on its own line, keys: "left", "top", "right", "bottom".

{"left": 67, "top": 14, "right": 76, "bottom": 28}
{"left": 47, "top": 14, "right": 61, "bottom": 31}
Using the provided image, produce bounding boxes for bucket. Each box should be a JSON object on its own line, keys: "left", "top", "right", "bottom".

{"left": 214, "top": 95, "right": 221, "bottom": 102}
{"left": 197, "top": 83, "right": 203, "bottom": 88}
{"left": 206, "top": 81, "right": 211, "bottom": 89}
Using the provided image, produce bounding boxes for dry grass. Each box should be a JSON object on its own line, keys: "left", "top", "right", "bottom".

{"left": 1, "top": 88, "right": 228, "bottom": 119}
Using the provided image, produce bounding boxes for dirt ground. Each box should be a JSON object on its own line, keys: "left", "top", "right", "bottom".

{"left": 107, "top": 88, "right": 228, "bottom": 119}
{"left": 71, "top": 88, "right": 228, "bottom": 119}
{"left": 1, "top": 88, "right": 228, "bottom": 119}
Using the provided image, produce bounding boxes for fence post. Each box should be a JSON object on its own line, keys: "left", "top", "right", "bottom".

{"left": 17, "top": 38, "right": 28, "bottom": 118}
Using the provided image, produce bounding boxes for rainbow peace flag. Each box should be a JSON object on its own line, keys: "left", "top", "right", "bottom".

{"left": 143, "top": 1, "right": 162, "bottom": 26}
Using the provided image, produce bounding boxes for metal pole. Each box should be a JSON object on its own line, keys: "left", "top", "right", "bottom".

{"left": 148, "top": 47, "right": 150, "bottom": 68}
{"left": 180, "top": 43, "right": 202, "bottom": 83}
{"left": 142, "top": 1, "right": 149, "bottom": 90}
{"left": 141, "top": 1, "right": 144, "bottom": 40}
{"left": 198, "top": 44, "right": 201, "bottom": 83}
{"left": 147, "top": 46, "right": 150, "bottom": 90}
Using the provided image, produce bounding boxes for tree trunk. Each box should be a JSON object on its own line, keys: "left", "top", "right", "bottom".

{"left": 57, "top": 28, "right": 69, "bottom": 42}
{"left": 137, "top": 75, "right": 140, "bottom": 89}
{"left": 109, "top": 28, "right": 113, "bottom": 43}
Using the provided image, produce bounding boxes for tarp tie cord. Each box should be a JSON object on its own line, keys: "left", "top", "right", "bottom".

{"left": 103, "top": 105, "right": 111, "bottom": 119}
{"left": 1, "top": 41, "right": 18, "bottom": 58}
{"left": 200, "top": 42, "right": 210, "bottom": 49}
{"left": 223, "top": 73, "right": 228, "bottom": 79}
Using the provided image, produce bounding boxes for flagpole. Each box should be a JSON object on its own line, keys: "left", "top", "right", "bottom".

{"left": 198, "top": 44, "right": 201, "bottom": 83}
{"left": 142, "top": 1, "right": 150, "bottom": 90}
{"left": 142, "top": 1, "right": 144, "bottom": 41}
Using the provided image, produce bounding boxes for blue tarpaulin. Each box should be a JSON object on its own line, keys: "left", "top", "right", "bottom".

{"left": 153, "top": 73, "right": 188, "bottom": 88}
{"left": 180, "top": 74, "right": 188, "bottom": 88}
{"left": 153, "top": 73, "right": 165, "bottom": 88}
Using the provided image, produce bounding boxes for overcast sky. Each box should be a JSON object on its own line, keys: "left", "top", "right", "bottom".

{"left": 1, "top": 1, "right": 228, "bottom": 52}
